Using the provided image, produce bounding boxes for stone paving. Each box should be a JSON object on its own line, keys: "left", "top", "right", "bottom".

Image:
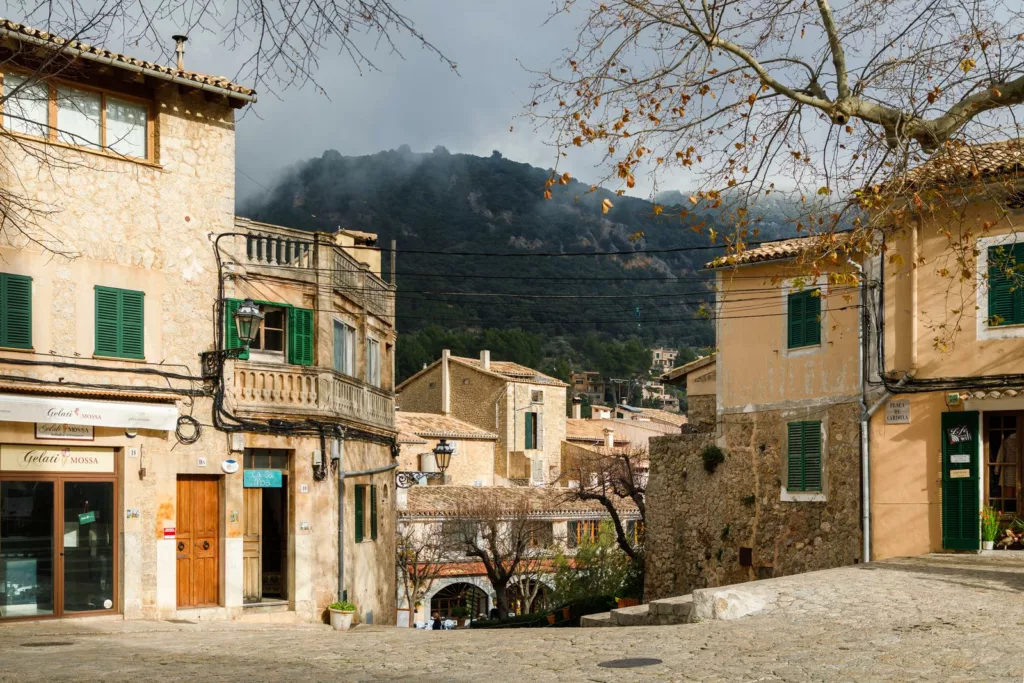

{"left": 1, "top": 554, "right": 1022, "bottom": 682}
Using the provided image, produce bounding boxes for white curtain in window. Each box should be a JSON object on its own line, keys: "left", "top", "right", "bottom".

{"left": 4, "top": 74, "right": 49, "bottom": 138}
{"left": 106, "top": 97, "right": 147, "bottom": 158}
{"left": 55, "top": 86, "right": 101, "bottom": 148}
{"left": 334, "top": 321, "right": 356, "bottom": 375}
{"left": 368, "top": 339, "right": 380, "bottom": 387}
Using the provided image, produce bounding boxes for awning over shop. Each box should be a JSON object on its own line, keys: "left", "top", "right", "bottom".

{"left": 0, "top": 392, "right": 179, "bottom": 431}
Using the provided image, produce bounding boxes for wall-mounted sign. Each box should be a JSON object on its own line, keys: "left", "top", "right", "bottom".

{"left": 197, "top": 457, "right": 208, "bottom": 468}
{"left": 163, "top": 527, "right": 176, "bottom": 538}
{"left": 126, "top": 509, "right": 140, "bottom": 520}
{"left": 0, "top": 445, "right": 115, "bottom": 473}
{"left": 0, "top": 393, "right": 177, "bottom": 430}
{"left": 949, "top": 469, "right": 971, "bottom": 479}
{"left": 300, "top": 484, "right": 309, "bottom": 494}
{"left": 885, "top": 399, "right": 910, "bottom": 425}
{"left": 35, "top": 423, "right": 94, "bottom": 440}
{"left": 243, "top": 469, "right": 283, "bottom": 488}
{"left": 950, "top": 454, "right": 971, "bottom": 464}
{"left": 946, "top": 392, "right": 962, "bottom": 407}
{"left": 946, "top": 424, "right": 972, "bottom": 444}
{"left": 128, "top": 447, "right": 140, "bottom": 459}
{"left": 222, "top": 459, "right": 239, "bottom": 474}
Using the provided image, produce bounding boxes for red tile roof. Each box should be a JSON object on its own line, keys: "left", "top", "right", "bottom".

{"left": 396, "top": 411, "right": 498, "bottom": 440}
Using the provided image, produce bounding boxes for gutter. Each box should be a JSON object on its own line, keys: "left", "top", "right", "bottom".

{"left": 0, "top": 26, "right": 257, "bottom": 103}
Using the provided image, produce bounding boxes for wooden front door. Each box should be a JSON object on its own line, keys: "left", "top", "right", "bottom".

{"left": 941, "top": 411, "right": 980, "bottom": 550}
{"left": 242, "top": 487, "right": 262, "bottom": 603}
{"left": 176, "top": 476, "right": 220, "bottom": 607}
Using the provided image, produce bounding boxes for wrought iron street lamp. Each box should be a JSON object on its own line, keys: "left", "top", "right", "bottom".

{"left": 396, "top": 439, "right": 456, "bottom": 488}
{"left": 233, "top": 298, "right": 263, "bottom": 348}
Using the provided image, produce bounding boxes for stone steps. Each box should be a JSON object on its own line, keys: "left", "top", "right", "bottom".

{"left": 580, "top": 594, "right": 694, "bottom": 628}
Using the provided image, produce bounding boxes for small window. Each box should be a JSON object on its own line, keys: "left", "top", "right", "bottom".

{"left": 243, "top": 448, "right": 289, "bottom": 471}
{"left": 787, "top": 289, "right": 822, "bottom": 349}
{"left": 333, "top": 320, "right": 356, "bottom": 375}
{"left": 367, "top": 338, "right": 381, "bottom": 387}
{"left": 250, "top": 306, "right": 286, "bottom": 353}
{"left": 787, "top": 421, "right": 823, "bottom": 493}
{"left": 525, "top": 412, "right": 541, "bottom": 450}
{"left": 55, "top": 85, "right": 101, "bottom": 149}
{"left": 354, "top": 484, "right": 378, "bottom": 543}
{"left": 105, "top": 97, "right": 147, "bottom": 158}
{"left": 0, "top": 273, "right": 32, "bottom": 349}
{"left": 94, "top": 286, "right": 144, "bottom": 359}
{"left": 3, "top": 74, "right": 48, "bottom": 137}
{"left": 567, "top": 519, "right": 600, "bottom": 548}
{"left": 531, "top": 390, "right": 544, "bottom": 404}
{"left": 987, "top": 244, "right": 1024, "bottom": 326}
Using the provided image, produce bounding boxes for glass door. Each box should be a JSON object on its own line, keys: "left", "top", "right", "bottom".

{"left": 0, "top": 481, "right": 55, "bottom": 618}
{"left": 61, "top": 481, "right": 115, "bottom": 614}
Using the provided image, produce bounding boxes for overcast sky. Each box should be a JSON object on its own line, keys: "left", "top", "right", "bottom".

{"left": 176, "top": 1, "right": 614, "bottom": 203}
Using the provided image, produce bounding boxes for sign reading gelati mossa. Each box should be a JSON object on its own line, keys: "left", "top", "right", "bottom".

{"left": 0, "top": 445, "right": 115, "bottom": 473}
{"left": 244, "top": 469, "right": 283, "bottom": 488}
{"left": 35, "top": 423, "right": 94, "bottom": 440}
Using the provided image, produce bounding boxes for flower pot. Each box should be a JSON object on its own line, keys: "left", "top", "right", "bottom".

{"left": 330, "top": 609, "right": 355, "bottom": 631}
{"left": 546, "top": 613, "right": 556, "bottom": 625}
{"left": 561, "top": 607, "right": 571, "bottom": 620}
{"left": 983, "top": 540, "right": 995, "bottom": 551}
{"left": 616, "top": 597, "right": 640, "bottom": 609}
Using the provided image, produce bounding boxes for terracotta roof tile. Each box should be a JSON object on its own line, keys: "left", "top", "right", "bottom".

{"left": 565, "top": 418, "right": 630, "bottom": 445}
{"left": 452, "top": 357, "right": 567, "bottom": 387}
{"left": 660, "top": 354, "right": 715, "bottom": 384}
{"left": 898, "top": 139, "right": 1024, "bottom": 188}
{"left": 0, "top": 19, "right": 255, "bottom": 99}
{"left": 395, "top": 412, "right": 498, "bottom": 440}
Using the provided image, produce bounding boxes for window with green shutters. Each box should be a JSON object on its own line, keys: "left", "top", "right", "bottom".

{"left": 525, "top": 412, "right": 538, "bottom": 449}
{"left": 786, "top": 421, "right": 823, "bottom": 493}
{"left": 94, "top": 286, "right": 144, "bottom": 359}
{"left": 787, "top": 289, "right": 822, "bottom": 349}
{"left": 223, "top": 299, "right": 314, "bottom": 365}
{"left": 354, "top": 484, "right": 366, "bottom": 543}
{"left": 987, "top": 244, "right": 1024, "bottom": 326}
{"left": 0, "top": 273, "right": 32, "bottom": 349}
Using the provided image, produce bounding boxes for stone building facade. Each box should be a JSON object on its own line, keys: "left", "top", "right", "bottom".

{"left": 397, "top": 351, "right": 567, "bottom": 485}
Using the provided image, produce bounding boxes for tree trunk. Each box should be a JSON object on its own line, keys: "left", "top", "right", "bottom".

{"left": 492, "top": 580, "right": 510, "bottom": 618}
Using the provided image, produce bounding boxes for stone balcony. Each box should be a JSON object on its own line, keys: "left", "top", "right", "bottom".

{"left": 231, "top": 361, "right": 395, "bottom": 432}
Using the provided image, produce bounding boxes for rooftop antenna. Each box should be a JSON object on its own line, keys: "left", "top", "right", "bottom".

{"left": 172, "top": 34, "right": 188, "bottom": 71}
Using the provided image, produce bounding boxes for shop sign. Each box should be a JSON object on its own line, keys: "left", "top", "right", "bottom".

{"left": 950, "top": 454, "right": 971, "bottom": 464}
{"left": 949, "top": 469, "right": 971, "bottom": 479}
{"left": 885, "top": 399, "right": 910, "bottom": 424}
{"left": 163, "top": 527, "right": 176, "bottom": 538}
{"left": 35, "top": 423, "right": 94, "bottom": 440}
{"left": 0, "top": 445, "right": 115, "bottom": 473}
{"left": 244, "top": 469, "right": 283, "bottom": 488}
{"left": 946, "top": 424, "right": 972, "bottom": 444}
{"left": 0, "top": 393, "right": 178, "bottom": 430}
{"left": 78, "top": 511, "right": 96, "bottom": 525}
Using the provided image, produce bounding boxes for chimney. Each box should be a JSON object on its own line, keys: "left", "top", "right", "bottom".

{"left": 480, "top": 349, "right": 491, "bottom": 371}
{"left": 571, "top": 397, "right": 582, "bottom": 420}
{"left": 441, "top": 349, "right": 451, "bottom": 416}
{"left": 172, "top": 34, "right": 188, "bottom": 71}
{"left": 603, "top": 427, "right": 615, "bottom": 449}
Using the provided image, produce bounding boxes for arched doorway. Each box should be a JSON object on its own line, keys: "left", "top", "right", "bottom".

{"left": 429, "top": 582, "right": 489, "bottom": 620}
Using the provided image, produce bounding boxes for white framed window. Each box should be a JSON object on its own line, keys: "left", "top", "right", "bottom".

{"left": 333, "top": 320, "right": 356, "bottom": 375}
{"left": 367, "top": 338, "right": 381, "bottom": 387}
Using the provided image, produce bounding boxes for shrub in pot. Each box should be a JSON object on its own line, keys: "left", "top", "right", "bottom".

{"left": 329, "top": 600, "right": 357, "bottom": 631}
{"left": 981, "top": 505, "right": 1000, "bottom": 550}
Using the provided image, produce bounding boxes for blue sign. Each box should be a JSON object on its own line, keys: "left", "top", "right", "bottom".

{"left": 243, "top": 469, "right": 283, "bottom": 488}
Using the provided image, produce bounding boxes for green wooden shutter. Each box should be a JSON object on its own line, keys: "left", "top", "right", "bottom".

{"left": 988, "top": 245, "right": 1024, "bottom": 325}
{"left": 94, "top": 287, "right": 121, "bottom": 357}
{"left": 804, "top": 291, "right": 822, "bottom": 346}
{"left": 288, "top": 307, "right": 314, "bottom": 366}
{"left": 354, "top": 484, "right": 365, "bottom": 543}
{"left": 370, "top": 484, "right": 378, "bottom": 541}
{"left": 524, "top": 412, "right": 535, "bottom": 449}
{"left": 120, "top": 289, "right": 145, "bottom": 359}
{"left": 787, "top": 421, "right": 822, "bottom": 492}
{"left": 787, "top": 292, "right": 805, "bottom": 348}
{"left": 0, "top": 274, "right": 32, "bottom": 349}
{"left": 223, "top": 298, "right": 249, "bottom": 360}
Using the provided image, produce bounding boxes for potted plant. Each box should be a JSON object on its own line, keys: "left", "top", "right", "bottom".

{"left": 450, "top": 605, "right": 469, "bottom": 626}
{"left": 328, "top": 600, "right": 357, "bottom": 631}
{"left": 546, "top": 612, "right": 556, "bottom": 625}
{"left": 981, "top": 505, "right": 1000, "bottom": 551}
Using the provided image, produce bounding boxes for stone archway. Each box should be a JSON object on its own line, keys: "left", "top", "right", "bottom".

{"left": 419, "top": 576, "right": 495, "bottom": 623}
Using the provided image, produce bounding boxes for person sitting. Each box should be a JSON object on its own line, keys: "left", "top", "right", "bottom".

{"left": 431, "top": 612, "right": 442, "bottom": 630}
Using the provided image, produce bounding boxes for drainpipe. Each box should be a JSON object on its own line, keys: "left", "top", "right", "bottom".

{"left": 849, "top": 256, "right": 873, "bottom": 564}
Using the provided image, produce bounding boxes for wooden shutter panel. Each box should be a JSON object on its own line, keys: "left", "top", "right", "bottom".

{"left": 1, "top": 274, "right": 32, "bottom": 349}
{"left": 988, "top": 245, "right": 1021, "bottom": 325}
{"left": 224, "top": 298, "right": 249, "bottom": 360}
{"left": 524, "top": 412, "right": 534, "bottom": 449}
{"left": 804, "top": 291, "right": 822, "bottom": 346}
{"left": 802, "top": 422, "right": 823, "bottom": 491}
{"left": 94, "top": 286, "right": 121, "bottom": 356}
{"left": 787, "top": 422, "right": 804, "bottom": 491}
{"left": 354, "top": 484, "right": 365, "bottom": 543}
{"left": 787, "top": 292, "right": 805, "bottom": 348}
{"left": 370, "top": 484, "right": 378, "bottom": 540}
{"left": 537, "top": 411, "right": 545, "bottom": 448}
{"left": 120, "top": 289, "right": 145, "bottom": 358}
{"left": 288, "top": 307, "right": 314, "bottom": 366}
